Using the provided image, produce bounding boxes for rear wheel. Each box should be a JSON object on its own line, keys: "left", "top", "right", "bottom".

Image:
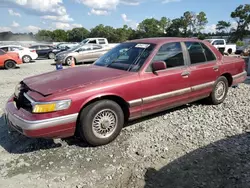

{"left": 227, "top": 48, "right": 232, "bottom": 54}
{"left": 22, "top": 55, "right": 31, "bottom": 63}
{"left": 48, "top": 52, "right": 55, "bottom": 59}
{"left": 78, "top": 100, "right": 124, "bottom": 146}
{"left": 207, "top": 76, "right": 228, "bottom": 105}
{"left": 4, "top": 60, "right": 16, "bottom": 69}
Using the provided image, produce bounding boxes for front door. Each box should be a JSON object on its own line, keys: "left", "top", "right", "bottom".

{"left": 140, "top": 42, "right": 191, "bottom": 116}
{"left": 184, "top": 41, "right": 220, "bottom": 99}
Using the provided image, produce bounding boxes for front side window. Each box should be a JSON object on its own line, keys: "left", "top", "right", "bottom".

{"left": 40, "top": 46, "right": 50, "bottom": 50}
{"left": 185, "top": 42, "right": 206, "bottom": 64}
{"left": 153, "top": 42, "right": 184, "bottom": 69}
{"left": 212, "top": 40, "right": 224, "bottom": 45}
{"left": 88, "top": 40, "right": 97, "bottom": 44}
{"left": 94, "top": 42, "right": 155, "bottom": 72}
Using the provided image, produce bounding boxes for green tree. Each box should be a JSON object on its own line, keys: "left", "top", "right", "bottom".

{"left": 196, "top": 11, "right": 208, "bottom": 33}
{"left": 165, "top": 18, "right": 184, "bottom": 37}
{"left": 216, "top": 21, "right": 231, "bottom": 33}
{"left": 181, "top": 11, "right": 194, "bottom": 36}
{"left": 230, "top": 4, "right": 250, "bottom": 42}
{"left": 35, "top": 30, "right": 53, "bottom": 41}
{"left": 159, "top": 17, "right": 171, "bottom": 34}
{"left": 137, "top": 18, "right": 162, "bottom": 37}
{"left": 67, "top": 27, "right": 89, "bottom": 42}
{"left": 52, "top": 29, "right": 67, "bottom": 42}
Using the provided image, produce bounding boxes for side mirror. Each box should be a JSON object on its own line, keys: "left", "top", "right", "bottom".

{"left": 152, "top": 61, "right": 166, "bottom": 72}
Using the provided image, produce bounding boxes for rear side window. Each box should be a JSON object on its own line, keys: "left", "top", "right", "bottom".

{"left": 1, "top": 47, "right": 9, "bottom": 52}
{"left": 98, "top": 39, "right": 106, "bottom": 44}
{"left": 0, "top": 49, "right": 5, "bottom": 55}
{"left": 185, "top": 42, "right": 216, "bottom": 64}
{"left": 200, "top": 43, "right": 216, "bottom": 61}
{"left": 151, "top": 42, "right": 184, "bottom": 69}
{"left": 185, "top": 42, "right": 206, "bottom": 64}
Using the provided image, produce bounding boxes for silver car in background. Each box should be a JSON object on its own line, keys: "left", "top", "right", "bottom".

{"left": 55, "top": 44, "right": 111, "bottom": 65}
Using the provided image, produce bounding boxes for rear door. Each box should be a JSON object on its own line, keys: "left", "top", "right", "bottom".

{"left": 184, "top": 41, "right": 220, "bottom": 99}
{"left": 140, "top": 42, "right": 191, "bottom": 116}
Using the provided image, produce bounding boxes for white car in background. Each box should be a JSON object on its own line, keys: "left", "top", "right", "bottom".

{"left": 0, "top": 45, "right": 38, "bottom": 63}
{"left": 205, "top": 39, "right": 236, "bottom": 55}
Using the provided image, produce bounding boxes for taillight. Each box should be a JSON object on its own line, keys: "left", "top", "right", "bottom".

{"left": 30, "top": 49, "right": 36, "bottom": 53}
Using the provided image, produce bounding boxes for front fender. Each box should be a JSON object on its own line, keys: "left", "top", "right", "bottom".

{"left": 78, "top": 92, "right": 127, "bottom": 111}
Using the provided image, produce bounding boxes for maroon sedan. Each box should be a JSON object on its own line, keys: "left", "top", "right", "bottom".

{"left": 4, "top": 38, "right": 247, "bottom": 146}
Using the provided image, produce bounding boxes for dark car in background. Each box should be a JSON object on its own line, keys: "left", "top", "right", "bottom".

{"left": 235, "top": 44, "right": 250, "bottom": 56}
{"left": 29, "top": 45, "right": 55, "bottom": 59}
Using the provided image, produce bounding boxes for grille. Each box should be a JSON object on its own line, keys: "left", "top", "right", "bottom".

{"left": 14, "top": 82, "right": 33, "bottom": 112}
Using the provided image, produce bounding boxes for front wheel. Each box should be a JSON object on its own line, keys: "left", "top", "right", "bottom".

{"left": 207, "top": 76, "right": 228, "bottom": 105}
{"left": 78, "top": 100, "right": 124, "bottom": 146}
{"left": 4, "top": 60, "right": 16, "bottom": 69}
{"left": 65, "top": 56, "right": 76, "bottom": 66}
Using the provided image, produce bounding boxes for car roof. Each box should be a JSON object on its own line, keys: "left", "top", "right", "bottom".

{"left": 129, "top": 37, "right": 204, "bottom": 45}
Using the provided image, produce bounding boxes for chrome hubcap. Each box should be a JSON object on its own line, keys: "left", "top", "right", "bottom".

{"left": 24, "top": 57, "right": 30, "bottom": 62}
{"left": 49, "top": 54, "right": 55, "bottom": 59}
{"left": 67, "top": 58, "right": 72, "bottom": 65}
{"left": 92, "top": 109, "right": 117, "bottom": 139}
{"left": 215, "top": 81, "right": 226, "bottom": 101}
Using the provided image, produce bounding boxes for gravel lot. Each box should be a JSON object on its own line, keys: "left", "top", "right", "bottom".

{"left": 0, "top": 60, "right": 250, "bottom": 188}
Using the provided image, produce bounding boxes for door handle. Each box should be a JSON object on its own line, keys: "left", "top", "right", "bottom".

{"left": 181, "top": 71, "right": 190, "bottom": 77}
{"left": 213, "top": 65, "right": 219, "bottom": 71}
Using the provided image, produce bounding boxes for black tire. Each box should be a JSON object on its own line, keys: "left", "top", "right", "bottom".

{"left": 4, "top": 60, "right": 16, "bottom": 69}
{"left": 22, "top": 55, "right": 31, "bottom": 63}
{"left": 65, "top": 56, "right": 76, "bottom": 66}
{"left": 48, "top": 52, "right": 55, "bottom": 59}
{"left": 227, "top": 49, "right": 232, "bottom": 54}
{"left": 207, "top": 76, "right": 228, "bottom": 105}
{"left": 78, "top": 100, "right": 124, "bottom": 146}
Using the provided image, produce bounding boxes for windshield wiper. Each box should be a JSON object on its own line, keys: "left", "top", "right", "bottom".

{"left": 127, "top": 47, "right": 148, "bottom": 72}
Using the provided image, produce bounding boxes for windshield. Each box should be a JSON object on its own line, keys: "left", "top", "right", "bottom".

{"left": 81, "top": 39, "right": 89, "bottom": 44}
{"left": 94, "top": 42, "right": 155, "bottom": 72}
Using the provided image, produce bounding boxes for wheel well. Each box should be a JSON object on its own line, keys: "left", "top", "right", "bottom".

{"left": 75, "top": 95, "right": 130, "bottom": 132}
{"left": 221, "top": 73, "right": 233, "bottom": 87}
{"left": 4, "top": 60, "right": 16, "bottom": 64}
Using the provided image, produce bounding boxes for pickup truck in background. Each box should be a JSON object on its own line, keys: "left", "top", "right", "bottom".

{"left": 80, "top": 38, "right": 119, "bottom": 48}
{"left": 205, "top": 39, "right": 236, "bottom": 55}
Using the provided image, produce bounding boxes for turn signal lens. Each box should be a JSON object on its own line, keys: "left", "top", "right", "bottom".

{"left": 33, "top": 103, "right": 56, "bottom": 113}
{"left": 32, "top": 100, "right": 71, "bottom": 113}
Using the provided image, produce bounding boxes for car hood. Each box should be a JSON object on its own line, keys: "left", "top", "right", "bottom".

{"left": 23, "top": 65, "right": 130, "bottom": 96}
